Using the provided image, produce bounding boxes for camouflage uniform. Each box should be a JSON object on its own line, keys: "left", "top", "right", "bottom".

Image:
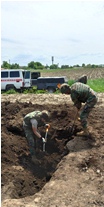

{"left": 71, "top": 82, "right": 98, "bottom": 129}
{"left": 23, "top": 111, "right": 45, "bottom": 156}
{"left": 75, "top": 75, "right": 87, "bottom": 84}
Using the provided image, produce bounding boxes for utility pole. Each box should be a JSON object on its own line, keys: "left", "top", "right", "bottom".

{"left": 51, "top": 56, "right": 54, "bottom": 65}
{"left": 9, "top": 59, "right": 10, "bottom": 68}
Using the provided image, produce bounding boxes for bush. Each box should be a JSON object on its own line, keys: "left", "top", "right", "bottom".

{"left": 2, "top": 89, "right": 19, "bottom": 94}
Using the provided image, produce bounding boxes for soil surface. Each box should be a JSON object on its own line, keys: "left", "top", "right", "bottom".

{"left": 1, "top": 93, "right": 104, "bottom": 207}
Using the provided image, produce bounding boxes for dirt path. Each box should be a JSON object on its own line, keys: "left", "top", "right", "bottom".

{"left": 1, "top": 93, "right": 104, "bottom": 207}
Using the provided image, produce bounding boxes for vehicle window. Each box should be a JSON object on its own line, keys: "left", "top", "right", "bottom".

{"left": 24, "top": 71, "right": 30, "bottom": 79}
{"left": 22, "top": 71, "right": 25, "bottom": 78}
{"left": 10, "top": 71, "right": 20, "bottom": 77}
{"left": 31, "top": 72, "right": 40, "bottom": 79}
{"left": 1, "top": 71, "right": 8, "bottom": 78}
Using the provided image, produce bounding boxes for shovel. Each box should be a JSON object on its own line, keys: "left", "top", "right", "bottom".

{"left": 43, "top": 124, "right": 50, "bottom": 152}
{"left": 70, "top": 109, "right": 78, "bottom": 135}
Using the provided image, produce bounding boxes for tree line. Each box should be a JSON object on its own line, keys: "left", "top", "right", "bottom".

{"left": 1, "top": 61, "right": 103, "bottom": 70}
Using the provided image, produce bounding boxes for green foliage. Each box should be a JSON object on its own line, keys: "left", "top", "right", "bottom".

{"left": 23, "top": 87, "right": 37, "bottom": 94}
{"left": 1, "top": 61, "right": 10, "bottom": 68}
{"left": 1, "top": 61, "right": 19, "bottom": 69}
{"left": 50, "top": 64, "right": 58, "bottom": 69}
{"left": 68, "top": 80, "right": 75, "bottom": 86}
{"left": 1, "top": 59, "right": 104, "bottom": 70}
{"left": 1, "top": 89, "right": 19, "bottom": 94}
{"left": 73, "top": 64, "right": 80, "bottom": 67}
{"left": 10, "top": 63, "right": 19, "bottom": 69}
{"left": 68, "top": 78, "right": 104, "bottom": 92}
{"left": 87, "top": 79, "right": 104, "bottom": 92}
{"left": 61, "top": 65, "right": 69, "bottom": 69}
{"left": 23, "top": 87, "right": 46, "bottom": 94}
{"left": 28, "top": 61, "right": 34, "bottom": 68}
{"left": 82, "top": 63, "right": 85, "bottom": 67}
{"left": 54, "top": 89, "right": 60, "bottom": 94}
{"left": 28, "top": 61, "right": 44, "bottom": 69}
{"left": 35, "top": 90, "right": 46, "bottom": 94}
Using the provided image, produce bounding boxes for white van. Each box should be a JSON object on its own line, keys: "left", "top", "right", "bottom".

{"left": 1, "top": 69, "right": 32, "bottom": 91}
{"left": 1, "top": 69, "right": 41, "bottom": 91}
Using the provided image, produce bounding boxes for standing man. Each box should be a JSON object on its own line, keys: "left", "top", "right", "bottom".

{"left": 60, "top": 82, "right": 97, "bottom": 136}
{"left": 23, "top": 110, "right": 50, "bottom": 163}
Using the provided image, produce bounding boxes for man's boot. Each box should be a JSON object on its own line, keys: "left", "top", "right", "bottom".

{"left": 77, "top": 127, "right": 90, "bottom": 136}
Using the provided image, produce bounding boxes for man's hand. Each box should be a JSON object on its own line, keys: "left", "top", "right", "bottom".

{"left": 42, "top": 137, "right": 46, "bottom": 143}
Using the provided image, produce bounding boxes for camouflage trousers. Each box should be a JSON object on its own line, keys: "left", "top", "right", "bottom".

{"left": 23, "top": 126, "right": 42, "bottom": 156}
{"left": 80, "top": 92, "right": 98, "bottom": 129}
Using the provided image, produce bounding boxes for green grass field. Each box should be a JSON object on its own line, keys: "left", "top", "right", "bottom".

{"left": 88, "top": 79, "right": 104, "bottom": 92}
{"left": 68, "top": 78, "right": 104, "bottom": 92}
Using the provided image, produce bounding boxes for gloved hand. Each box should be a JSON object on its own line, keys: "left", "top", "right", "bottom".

{"left": 42, "top": 137, "right": 46, "bottom": 143}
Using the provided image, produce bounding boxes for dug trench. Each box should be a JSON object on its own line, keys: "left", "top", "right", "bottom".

{"left": 1, "top": 101, "right": 81, "bottom": 200}
{"left": 1, "top": 99, "right": 104, "bottom": 203}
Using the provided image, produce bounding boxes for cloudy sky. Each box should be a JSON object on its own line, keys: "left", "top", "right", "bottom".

{"left": 1, "top": 0, "right": 104, "bottom": 67}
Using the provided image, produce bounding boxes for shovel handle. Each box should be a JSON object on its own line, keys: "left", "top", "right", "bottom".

{"left": 43, "top": 143, "right": 45, "bottom": 152}
{"left": 71, "top": 109, "right": 79, "bottom": 134}
{"left": 43, "top": 131, "right": 48, "bottom": 151}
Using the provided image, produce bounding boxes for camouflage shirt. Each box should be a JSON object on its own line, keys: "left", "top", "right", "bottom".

{"left": 70, "top": 82, "right": 96, "bottom": 107}
{"left": 75, "top": 75, "right": 87, "bottom": 84}
{"left": 23, "top": 111, "right": 45, "bottom": 129}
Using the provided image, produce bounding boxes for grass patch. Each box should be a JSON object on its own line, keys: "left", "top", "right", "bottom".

{"left": 87, "top": 79, "right": 104, "bottom": 92}
{"left": 68, "top": 79, "right": 75, "bottom": 86}
{"left": 1, "top": 89, "right": 19, "bottom": 94}
{"left": 22, "top": 87, "right": 46, "bottom": 94}
{"left": 68, "top": 78, "right": 104, "bottom": 92}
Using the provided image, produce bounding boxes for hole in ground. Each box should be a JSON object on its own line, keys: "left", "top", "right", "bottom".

{"left": 1, "top": 101, "right": 80, "bottom": 200}
{"left": 17, "top": 131, "right": 72, "bottom": 198}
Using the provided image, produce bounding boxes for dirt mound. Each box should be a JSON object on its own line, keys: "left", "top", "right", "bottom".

{"left": 1, "top": 94, "right": 104, "bottom": 207}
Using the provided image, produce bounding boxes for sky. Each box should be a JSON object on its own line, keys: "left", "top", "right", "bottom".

{"left": 1, "top": 0, "right": 104, "bottom": 67}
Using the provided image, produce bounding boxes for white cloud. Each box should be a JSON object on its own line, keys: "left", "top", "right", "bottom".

{"left": 1, "top": 0, "right": 104, "bottom": 66}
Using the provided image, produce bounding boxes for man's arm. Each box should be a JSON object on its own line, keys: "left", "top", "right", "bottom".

{"left": 31, "top": 119, "right": 42, "bottom": 139}
{"left": 32, "top": 123, "right": 46, "bottom": 143}
{"left": 71, "top": 91, "right": 82, "bottom": 109}
{"left": 32, "top": 125, "right": 42, "bottom": 139}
